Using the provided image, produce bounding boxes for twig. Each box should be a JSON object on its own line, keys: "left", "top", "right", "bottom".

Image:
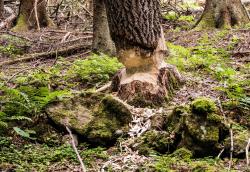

{"left": 217, "top": 148, "right": 225, "bottom": 159}
{"left": 96, "top": 82, "right": 111, "bottom": 92}
{"left": 246, "top": 138, "right": 250, "bottom": 168}
{"left": 61, "top": 32, "right": 71, "bottom": 43}
{"left": 66, "top": 126, "right": 87, "bottom": 172}
{"left": 5, "top": 67, "right": 36, "bottom": 84}
{"left": 34, "top": 0, "right": 40, "bottom": 31}
{"left": 228, "top": 124, "right": 234, "bottom": 171}
{"left": 217, "top": 98, "right": 227, "bottom": 122}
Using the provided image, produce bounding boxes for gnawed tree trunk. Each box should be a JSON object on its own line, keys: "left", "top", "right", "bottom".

{"left": 196, "top": 0, "right": 250, "bottom": 29}
{"left": 0, "top": 0, "right": 4, "bottom": 19}
{"left": 92, "top": 0, "right": 115, "bottom": 55}
{"left": 105, "top": 0, "right": 183, "bottom": 107}
{"left": 12, "top": 0, "right": 53, "bottom": 32}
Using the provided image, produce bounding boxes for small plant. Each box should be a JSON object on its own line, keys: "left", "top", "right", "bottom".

{"left": 163, "top": 11, "right": 178, "bottom": 21}
{"left": 0, "top": 85, "right": 69, "bottom": 134}
{"left": 67, "top": 54, "right": 123, "bottom": 86}
{"left": 0, "top": 44, "right": 22, "bottom": 56}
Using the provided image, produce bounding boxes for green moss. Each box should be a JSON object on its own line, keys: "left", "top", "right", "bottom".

{"left": 186, "top": 118, "right": 220, "bottom": 143}
{"left": 12, "top": 14, "right": 29, "bottom": 32}
{"left": 207, "top": 113, "right": 223, "bottom": 123}
{"left": 101, "top": 95, "right": 132, "bottom": 123}
{"left": 170, "top": 148, "right": 192, "bottom": 161}
{"left": 67, "top": 54, "right": 123, "bottom": 86}
{"left": 191, "top": 97, "right": 217, "bottom": 115}
{"left": 0, "top": 139, "right": 108, "bottom": 171}
{"left": 86, "top": 117, "right": 118, "bottom": 145}
{"left": 136, "top": 130, "right": 174, "bottom": 155}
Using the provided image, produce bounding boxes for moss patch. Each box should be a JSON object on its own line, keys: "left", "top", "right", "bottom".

{"left": 191, "top": 97, "right": 217, "bottom": 115}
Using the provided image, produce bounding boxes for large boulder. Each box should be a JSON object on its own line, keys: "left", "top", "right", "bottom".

{"left": 46, "top": 91, "right": 132, "bottom": 146}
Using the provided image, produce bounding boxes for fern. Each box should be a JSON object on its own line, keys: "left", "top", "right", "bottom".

{"left": 0, "top": 85, "right": 70, "bottom": 132}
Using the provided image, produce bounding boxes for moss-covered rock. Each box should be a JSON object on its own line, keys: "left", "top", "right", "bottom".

{"left": 178, "top": 98, "right": 228, "bottom": 156}
{"left": 46, "top": 91, "right": 132, "bottom": 146}
{"left": 160, "top": 98, "right": 228, "bottom": 157}
{"left": 191, "top": 97, "right": 217, "bottom": 116}
{"left": 169, "top": 148, "right": 193, "bottom": 160}
{"left": 134, "top": 130, "right": 175, "bottom": 155}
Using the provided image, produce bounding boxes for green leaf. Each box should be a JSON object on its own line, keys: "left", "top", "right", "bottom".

{"left": 13, "top": 127, "right": 30, "bottom": 138}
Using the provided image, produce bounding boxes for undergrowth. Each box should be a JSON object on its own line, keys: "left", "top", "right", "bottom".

{"left": 166, "top": 31, "right": 248, "bottom": 101}
{"left": 0, "top": 54, "right": 122, "bottom": 137}
{"left": 0, "top": 137, "right": 108, "bottom": 171}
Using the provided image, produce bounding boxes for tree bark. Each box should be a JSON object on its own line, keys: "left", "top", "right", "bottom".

{"left": 196, "top": 0, "right": 250, "bottom": 29}
{"left": 0, "top": 0, "right": 4, "bottom": 19}
{"left": 92, "top": 0, "right": 115, "bottom": 55}
{"left": 12, "top": 0, "right": 53, "bottom": 32}
{"left": 105, "top": 0, "right": 182, "bottom": 107}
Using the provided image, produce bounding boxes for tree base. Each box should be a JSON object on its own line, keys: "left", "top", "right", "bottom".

{"left": 195, "top": 0, "right": 250, "bottom": 29}
{"left": 111, "top": 64, "right": 183, "bottom": 107}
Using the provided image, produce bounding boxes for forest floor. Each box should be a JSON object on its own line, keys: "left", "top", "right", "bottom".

{"left": 0, "top": 2, "right": 250, "bottom": 172}
{"left": 0, "top": 27, "right": 249, "bottom": 172}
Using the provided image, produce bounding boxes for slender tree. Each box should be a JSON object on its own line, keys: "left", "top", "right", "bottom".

{"left": 196, "top": 0, "right": 250, "bottom": 29}
{"left": 12, "top": 0, "right": 53, "bottom": 32}
{"left": 0, "top": 0, "right": 4, "bottom": 19}
{"left": 92, "top": 0, "right": 115, "bottom": 55}
{"left": 105, "top": 0, "right": 182, "bottom": 107}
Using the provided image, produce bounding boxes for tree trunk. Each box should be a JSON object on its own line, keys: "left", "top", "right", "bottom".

{"left": 12, "top": 0, "right": 53, "bottom": 32}
{"left": 0, "top": 0, "right": 4, "bottom": 19}
{"left": 196, "top": 0, "right": 250, "bottom": 29}
{"left": 105, "top": 0, "right": 183, "bottom": 107}
{"left": 92, "top": 0, "right": 115, "bottom": 55}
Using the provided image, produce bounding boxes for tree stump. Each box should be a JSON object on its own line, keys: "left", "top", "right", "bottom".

{"left": 105, "top": 0, "right": 183, "bottom": 107}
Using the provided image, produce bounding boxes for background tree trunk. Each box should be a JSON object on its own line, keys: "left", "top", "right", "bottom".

{"left": 12, "top": 0, "right": 53, "bottom": 32}
{"left": 92, "top": 0, "right": 115, "bottom": 55}
{"left": 0, "top": 0, "right": 4, "bottom": 19}
{"left": 196, "top": 0, "right": 250, "bottom": 29}
{"left": 105, "top": 0, "right": 182, "bottom": 107}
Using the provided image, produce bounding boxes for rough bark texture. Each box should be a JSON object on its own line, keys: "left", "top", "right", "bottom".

{"left": 12, "top": 0, "right": 53, "bottom": 32}
{"left": 105, "top": 0, "right": 161, "bottom": 51}
{"left": 0, "top": 0, "right": 4, "bottom": 19}
{"left": 196, "top": 0, "right": 250, "bottom": 29}
{"left": 92, "top": 0, "right": 115, "bottom": 55}
{"left": 105, "top": 0, "right": 182, "bottom": 107}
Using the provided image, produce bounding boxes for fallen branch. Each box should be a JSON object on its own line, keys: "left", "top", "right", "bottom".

{"left": 66, "top": 126, "right": 87, "bottom": 172}
{"left": 0, "top": 7, "right": 16, "bottom": 29}
{"left": 0, "top": 43, "right": 91, "bottom": 67}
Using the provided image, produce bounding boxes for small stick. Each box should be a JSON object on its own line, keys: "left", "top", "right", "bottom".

{"left": 66, "top": 126, "right": 87, "bottom": 172}
{"left": 228, "top": 124, "right": 234, "bottom": 171}
{"left": 217, "top": 148, "right": 225, "bottom": 159}
{"left": 246, "top": 138, "right": 250, "bottom": 167}
{"left": 34, "top": 0, "right": 40, "bottom": 31}
{"left": 217, "top": 98, "right": 226, "bottom": 122}
{"left": 96, "top": 82, "right": 111, "bottom": 92}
